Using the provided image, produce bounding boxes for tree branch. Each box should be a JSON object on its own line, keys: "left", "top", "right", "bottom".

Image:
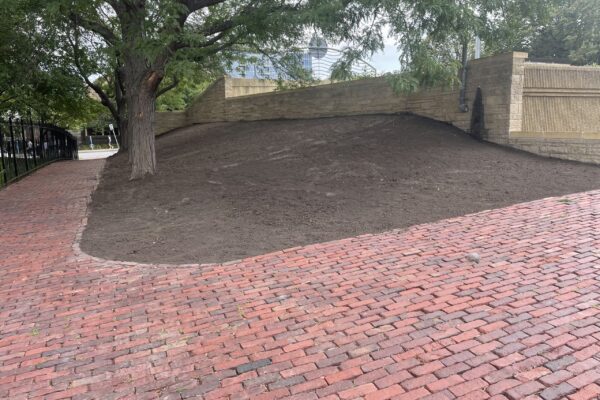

{"left": 81, "top": 72, "right": 119, "bottom": 122}
{"left": 203, "top": 19, "right": 236, "bottom": 37}
{"left": 0, "top": 94, "right": 18, "bottom": 106}
{"left": 67, "top": 31, "right": 119, "bottom": 121}
{"left": 69, "top": 12, "right": 118, "bottom": 45}
{"left": 105, "top": 0, "right": 126, "bottom": 14}
{"left": 167, "top": 0, "right": 228, "bottom": 30}
{"left": 180, "top": 0, "right": 228, "bottom": 14}
{"left": 154, "top": 2, "right": 292, "bottom": 75}
{"left": 156, "top": 76, "right": 180, "bottom": 98}
{"left": 197, "top": 33, "right": 246, "bottom": 58}
{"left": 152, "top": 19, "right": 235, "bottom": 70}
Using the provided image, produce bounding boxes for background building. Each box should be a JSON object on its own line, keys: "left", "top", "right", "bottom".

{"left": 228, "top": 53, "right": 312, "bottom": 80}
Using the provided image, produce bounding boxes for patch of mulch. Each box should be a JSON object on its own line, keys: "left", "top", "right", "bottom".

{"left": 81, "top": 114, "right": 600, "bottom": 264}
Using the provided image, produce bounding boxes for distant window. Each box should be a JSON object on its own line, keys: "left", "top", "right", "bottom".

{"left": 256, "top": 66, "right": 272, "bottom": 78}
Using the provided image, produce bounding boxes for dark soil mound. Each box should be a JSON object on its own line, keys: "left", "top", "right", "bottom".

{"left": 81, "top": 114, "right": 600, "bottom": 264}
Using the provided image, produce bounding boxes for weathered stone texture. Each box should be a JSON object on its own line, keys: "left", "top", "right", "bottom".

{"left": 509, "top": 63, "right": 600, "bottom": 163}
{"left": 155, "top": 53, "right": 600, "bottom": 164}
{"left": 155, "top": 111, "right": 186, "bottom": 136}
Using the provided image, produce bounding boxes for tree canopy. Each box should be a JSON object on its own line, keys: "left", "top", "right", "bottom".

{"left": 529, "top": 0, "right": 600, "bottom": 65}
{"left": 0, "top": 0, "right": 104, "bottom": 126}
{"left": 0, "top": 0, "right": 566, "bottom": 178}
{"left": 38, "top": 0, "right": 380, "bottom": 178}
{"left": 379, "top": 0, "right": 552, "bottom": 91}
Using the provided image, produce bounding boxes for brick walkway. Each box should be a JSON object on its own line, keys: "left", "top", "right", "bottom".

{"left": 1, "top": 161, "right": 600, "bottom": 400}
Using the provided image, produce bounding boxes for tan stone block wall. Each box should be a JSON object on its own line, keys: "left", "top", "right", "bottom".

{"left": 155, "top": 111, "right": 187, "bottom": 136}
{"left": 157, "top": 78, "right": 286, "bottom": 134}
{"left": 185, "top": 78, "right": 228, "bottom": 123}
{"left": 225, "top": 78, "right": 279, "bottom": 97}
{"left": 154, "top": 53, "right": 599, "bottom": 165}
{"left": 511, "top": 63, "right": 600, "bottom": 163}
{"left": 520, "top": 64, "right": 600, "bottom": 135}
{"left": 508, "top": 137, "right": 600, "bottom": 164}
{"left": 220, "top": 78, "right": 406, "bottom": 121}
{"left": 178, "top": 52, "right": 527, "bottom": 146}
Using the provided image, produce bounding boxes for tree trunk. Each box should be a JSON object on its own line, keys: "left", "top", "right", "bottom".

{"left": 115, "top": 70, "right": 129, "bottom": 154}
{"left": 119, "top": 5, "right": 164, "bottom": 179}
{"left": 128, "top": 85, "right": 157, "bottom": 179}
{"left": 118, "top": 117, "right": 129, "bottom": 153}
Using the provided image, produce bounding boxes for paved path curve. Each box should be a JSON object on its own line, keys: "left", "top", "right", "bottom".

{"left": 1, "top": 160, "right": 600, "bottom": 400}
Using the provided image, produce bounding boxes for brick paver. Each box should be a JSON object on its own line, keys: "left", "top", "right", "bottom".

{"left": 1, "top": 160, "right": 599, "bottom": 400}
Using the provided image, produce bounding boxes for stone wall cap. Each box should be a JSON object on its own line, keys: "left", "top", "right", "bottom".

{"left": 468, "top": 51, "right": 529, "bottom": 65}
{"left": 525, "top": 62, "right": 600, "bottom": 71}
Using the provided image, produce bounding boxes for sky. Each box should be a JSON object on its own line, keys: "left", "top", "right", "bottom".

{"left": 352, "top": 26, "right": 402, "bottom": 74}
{"left": 368, "top": 43, "right": 402, "bottom": 73}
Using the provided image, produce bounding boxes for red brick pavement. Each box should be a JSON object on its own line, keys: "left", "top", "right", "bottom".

{"left": 1, "top": 160, "right": 600, "bottom": 400}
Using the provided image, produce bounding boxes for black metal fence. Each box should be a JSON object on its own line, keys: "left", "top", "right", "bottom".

{"left": 0, "top": 118, "right": 78, "bottom": 188}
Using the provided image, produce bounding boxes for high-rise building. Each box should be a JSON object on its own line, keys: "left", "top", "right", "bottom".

{"left": 227, "top": 52, "right": 312, "bottom": 80}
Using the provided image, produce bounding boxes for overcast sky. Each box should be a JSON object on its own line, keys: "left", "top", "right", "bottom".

{"left": 357, "top": 26, "right": 401, "bottom": 73}
{"left": 368, "top": 43, "right": 401, "bottom": 73}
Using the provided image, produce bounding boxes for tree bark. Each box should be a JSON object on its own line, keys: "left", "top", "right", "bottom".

{"left": 120, "top": 8, "right": 158, "bottom": 177}
{"left": 119, "top": 4, "right": 166, "bottom": 178}
{"left": 118, "top": 116, "right": 129, "bottom": 153}
{"left": 128, "top": 83, "right": 157, "bottom": 179}
{"left": 115, "top": 68, "right": 129, "bottom": 154}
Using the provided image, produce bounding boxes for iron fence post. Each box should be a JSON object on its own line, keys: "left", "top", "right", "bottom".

{"left": 9, "top": 117, "right": 18, "bottom": 177}
{"left": 29, "top": 114, "right": 38, "bottom": 167}
{"left": 0, "top": 122, "right": 7, "bottom": 186}
{"left": 39, "top": 121, "right": 44, "bottom": 159}
{"left": 20, "top": 119, "right": 29, "bottom": 172}
{"left": 54, "top": 132, "right": 58, "bottom": 159}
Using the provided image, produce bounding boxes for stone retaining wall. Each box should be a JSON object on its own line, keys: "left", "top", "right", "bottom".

{"left": 508, "top": 63, "right": 600, "bottom": 163}
{"left": 156, "top": 52, "right": 600, "bottom": 164}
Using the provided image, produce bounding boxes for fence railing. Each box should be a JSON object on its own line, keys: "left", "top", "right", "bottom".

{"left": 0, "top": 118, "right": 78, "bottom": 188}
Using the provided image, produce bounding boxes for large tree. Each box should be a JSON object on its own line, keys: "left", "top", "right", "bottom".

{"left": 41, "top": 0, "right": 376, "bottom": 179}
{"left": 29, "top": 0, "right": 553, "bottom": 179}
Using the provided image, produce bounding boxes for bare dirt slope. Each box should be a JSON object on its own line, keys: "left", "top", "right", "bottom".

{"left": 81, "top": 114, "right": 600, "bottom": 264}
